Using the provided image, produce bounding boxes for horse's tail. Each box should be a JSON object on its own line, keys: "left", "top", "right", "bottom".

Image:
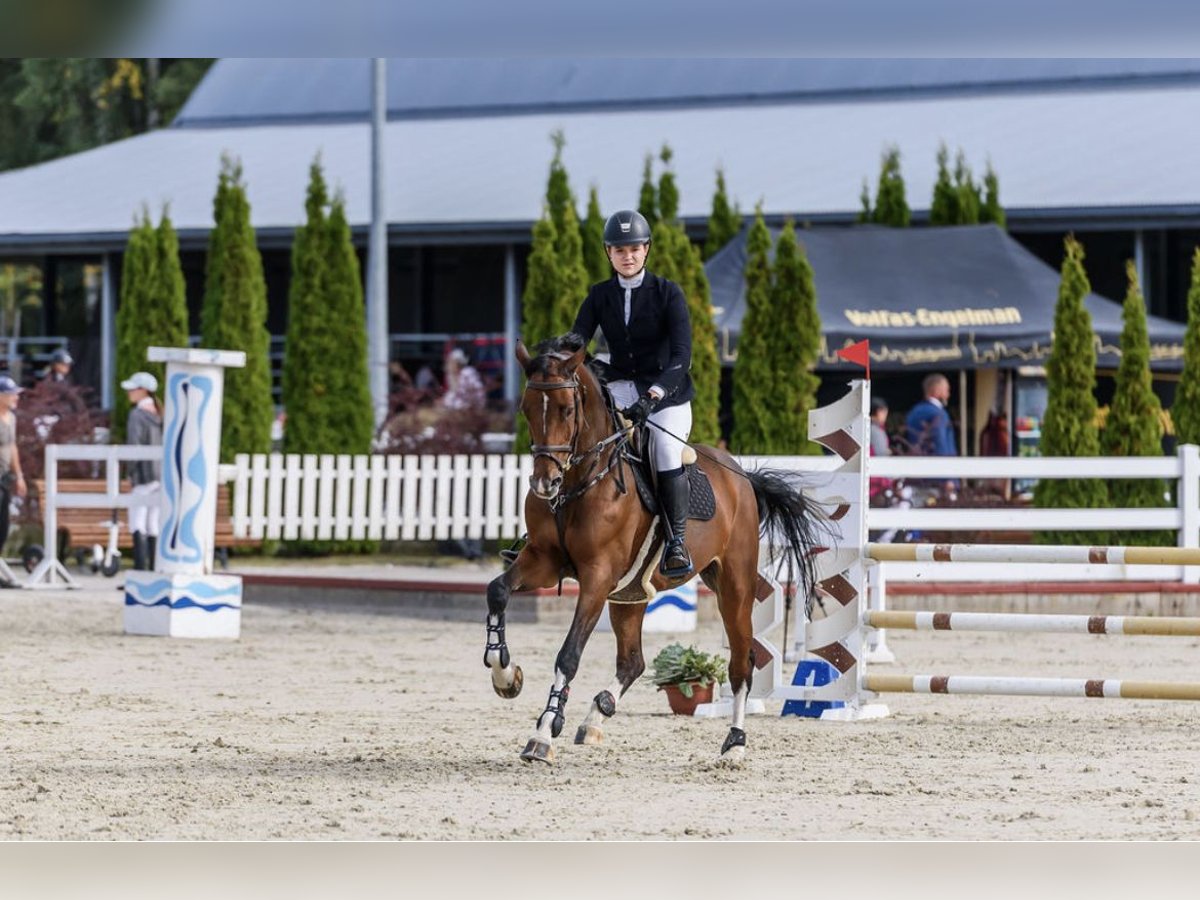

{"left": 746, "top": 468, "right": 830, "bottom": 617}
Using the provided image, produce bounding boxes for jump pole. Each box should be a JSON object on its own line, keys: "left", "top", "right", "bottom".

{"left": 773, "top": 378, "right": 1200, "bottom": 718}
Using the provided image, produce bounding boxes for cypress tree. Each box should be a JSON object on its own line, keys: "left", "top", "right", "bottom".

{"left": 857, "top": 179, "right": 871, "bottom": 224}
{"left": 514, "top": 212, "right": 561, "bottom": 454}
{"left": 1033, "top": 236, "right": 1109, "bottom": 544}
{"left": 324, "top": 196, "right": 375, "bottom": 453}
{"left": 638, "top": 154, "right": 659, "bottom": 227}
{"left": 556, "top": 200, "right": 590, "bottom": 335}
{"left": 770, "top": 222, "right": 822, "bottom": 454}
{"left": 929, "top": 143, "right": 958, "bottom": 226}
{"left": 1172, "top": 248, "right": 1200, "bottom": 446}
{"left": 730, "top": 207, "right": 774, "bottom": 453}
{"left": 113, "top": 212, "right": 157, "bottom": 441}
{"left": 282, "top": 158, "right": 334, "bottom": 454}
{"left": 870, "top": 146, "right": 910, "bottom": 227}
{"left": 581, "top": 185, "right": 609, "bottom": 285}
{"left": 980, "top": 162, "right": 1006, "bottom": 227}
{"left": 200, "top": 157, "right": 273, "bottom": 462}
{"left": 953, "top": 150, "right": 981, "bottom": 225}
{"left": 1101, "top": 261, "right": 1169, "bottom": 545}
{"left": 545, "top": 130, "right": 574, "bottom": 246}
{"left": 704, "top": 167, "right": 741, "bottom": 260}
{"left": 649, "top": 147, "right": 720, "bottom": 445}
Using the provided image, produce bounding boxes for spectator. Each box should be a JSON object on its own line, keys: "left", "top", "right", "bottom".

{"left": 869, "top": 395, "right": 892, "bottom": 458}
{"left": 442, "top": 347, "right": 485, "bottom": 411}
{"left": 121, "top": 372, "right": 163, "bottom": 571}
{"left": 38, "top": 348, "right": 73, "bottom": 384}
{"left": 904, "top": 373, "right": 959, "bottom": 501}
{"left": 0, "top": 374, "right": 27, "bottom": 580}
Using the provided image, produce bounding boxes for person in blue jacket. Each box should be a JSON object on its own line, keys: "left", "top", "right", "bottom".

{"left": 904, "top": 373, "right": 959, "bottom": 500}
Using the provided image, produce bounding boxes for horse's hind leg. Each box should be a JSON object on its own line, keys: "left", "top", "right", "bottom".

{"left": 715, "top": 562, "right": 756, "bottom": 764}
{"left": 485, "top": 546, "right": 558, "bottom": 699}
{"left": 574, "top": 601, "right": 647, "bottom": 745}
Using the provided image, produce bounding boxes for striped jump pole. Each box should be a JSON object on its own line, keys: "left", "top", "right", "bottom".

{"left": 865, "top": 674, "right": 1200, "bottom": 702}
{"left": 866, "top": 610, "right": 1200, "bottom": 636}
{"left": 868, "top": 542, "right": 1200, "bottom": 566}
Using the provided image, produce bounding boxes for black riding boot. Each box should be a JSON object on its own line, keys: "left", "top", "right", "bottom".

{"left": 657, "top": 468, "right": 693, "bottom": 577}
{"left": 147, "top": 535, "right": 157, "bottom": 571}
{"left": 132, "top": 531, "right": 148, "bottom": 571}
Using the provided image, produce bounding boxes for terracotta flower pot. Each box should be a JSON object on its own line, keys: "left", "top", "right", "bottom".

{"left": 661, "top": 681, "right": 714, "bottom": 715}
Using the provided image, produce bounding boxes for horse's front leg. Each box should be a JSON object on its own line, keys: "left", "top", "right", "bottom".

{"left": 485, "top": 546, "right": 558, "bottom": 699}
{"left": 575, "top": 601, "right": 647, "bottom": 745}
{"left": 520, "top": 573, "right": 612, "bottom": 764}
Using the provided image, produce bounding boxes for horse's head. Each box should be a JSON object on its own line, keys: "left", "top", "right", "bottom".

{"left": 517, "top": 333, "right": 590, "bottom": 501}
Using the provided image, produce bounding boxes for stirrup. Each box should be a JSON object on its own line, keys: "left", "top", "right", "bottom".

{"left": 659, "top": 538, "right": 693, "bottom": 577}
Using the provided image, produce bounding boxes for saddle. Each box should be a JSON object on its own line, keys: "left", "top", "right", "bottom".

{"left": 626, "top": 445, "right": 716, "bottom": 523}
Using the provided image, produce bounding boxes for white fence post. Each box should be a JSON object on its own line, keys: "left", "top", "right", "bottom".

{"left": 1179, "top": 444, "right": 1200, "bottom": 585}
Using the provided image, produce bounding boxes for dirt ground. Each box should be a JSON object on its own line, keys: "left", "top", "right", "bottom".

{"left": 4, "top": 579, "right": 1200, "bottom": 840}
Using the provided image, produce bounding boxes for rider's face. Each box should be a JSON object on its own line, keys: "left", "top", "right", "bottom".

{"left": 606, "top": 242, "right": 649, "bottom": 278}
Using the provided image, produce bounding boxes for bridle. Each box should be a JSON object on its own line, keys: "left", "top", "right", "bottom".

{"left": 524, "top": 368, "right": 632, "bottom": 510}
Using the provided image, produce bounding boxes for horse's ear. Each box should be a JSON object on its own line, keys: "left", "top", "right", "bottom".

{"left": 515, "top": 340, "right": 532, "bottom": 372}
{"left": 564, "top": 344, "right": 587, "bottom": 372}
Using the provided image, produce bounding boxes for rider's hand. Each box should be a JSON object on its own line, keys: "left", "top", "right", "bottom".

{"left": 620, "top": 394, "right": 655, "bottom": 428}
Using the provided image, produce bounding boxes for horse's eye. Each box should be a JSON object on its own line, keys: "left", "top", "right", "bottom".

{"left": 562, "top": 406, "right": 574, "bottom": 419}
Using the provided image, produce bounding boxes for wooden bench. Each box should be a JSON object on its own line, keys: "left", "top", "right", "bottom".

{"left": 31, "top": 478, "right": 259, "bottom": 562}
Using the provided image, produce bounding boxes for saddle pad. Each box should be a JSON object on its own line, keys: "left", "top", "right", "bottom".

{"left": 629, "top": 455, "right": 716, "bottom": 522}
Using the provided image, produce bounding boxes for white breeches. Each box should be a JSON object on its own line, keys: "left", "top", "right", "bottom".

{"left": 608, "top": 380, "right": 693, "bottom": 472}
{"left": 129, "top": 482, "right": 161, "bottom": 536}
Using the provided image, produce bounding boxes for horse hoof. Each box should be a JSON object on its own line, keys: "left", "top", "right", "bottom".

{"left": 718, "top": 745, "right": 746, "bottom": 767}
{"left": 520, "top": 739, "right": 555, "bottom": 764}
{"left": 574, "top": 724, "right": 604, "bottom": 745}
{"left": 493, "top": 664, "right": 523, "bottom": 699}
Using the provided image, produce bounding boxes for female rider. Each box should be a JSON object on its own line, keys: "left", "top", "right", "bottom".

{"left": 570, "top": 209, "right": 695, "bottom": 577}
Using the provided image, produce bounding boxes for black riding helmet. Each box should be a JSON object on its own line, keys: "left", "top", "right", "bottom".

{"left": 603, "top": 210, "right": 652, "bottom": 247}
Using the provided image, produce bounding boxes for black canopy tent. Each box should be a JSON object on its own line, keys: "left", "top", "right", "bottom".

{"left": 705, "top": 224, "right": 1186, "bottom": 372}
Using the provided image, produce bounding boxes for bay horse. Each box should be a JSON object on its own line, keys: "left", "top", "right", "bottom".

{"left": 484, "top": 333, "right": 826, "bottom": 764}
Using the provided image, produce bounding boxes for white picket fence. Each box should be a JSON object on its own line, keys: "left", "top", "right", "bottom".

{"left": 226, "top": 447, "right": 1200, "bottom": 559}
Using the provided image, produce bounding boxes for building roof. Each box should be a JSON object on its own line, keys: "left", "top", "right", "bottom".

{"left": 6, "top": 62, "right": 1200, "bottom": 252}
{"left": 174, "top": 58, "right": 1200, "bottom": 127}
{"left": 705, "top": 224, "right": 1186, "bottom": 371}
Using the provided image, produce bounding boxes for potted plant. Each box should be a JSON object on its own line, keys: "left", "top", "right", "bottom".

{"left": 647, "top": 642, "right": 728, "bottom": 715}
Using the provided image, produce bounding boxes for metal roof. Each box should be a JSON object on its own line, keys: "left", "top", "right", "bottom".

{"left": 175, "top": 58, "right": 1200, "bottom": 127}
{"left": 6, "top": 81, "right": 1200, "bottom": 251}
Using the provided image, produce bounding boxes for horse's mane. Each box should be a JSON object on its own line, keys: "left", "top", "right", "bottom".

{"left": 523, "top": 332, "right": 588, "bottom": 378}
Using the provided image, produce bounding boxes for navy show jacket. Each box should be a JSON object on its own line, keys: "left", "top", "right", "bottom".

{"left": 570, "top": 271, "right": 694, "bottom": 408}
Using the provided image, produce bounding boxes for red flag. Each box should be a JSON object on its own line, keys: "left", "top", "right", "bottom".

{"left": 835, "top": 339, "right": 871, "bottom": 380}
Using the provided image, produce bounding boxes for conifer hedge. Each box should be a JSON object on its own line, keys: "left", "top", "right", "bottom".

{"left": 704, "top": 167, "right": 741, "bottom": 261}
{"left": 1101, "top": 261, "right": 1169, "bottom": 545}
{"left": 1033, "top": 237, "right": 1109, "bottom": 544}
{"left": 730, "top": 208, "right": 773, "bottom": 453}
{"left": 1171, "top": 249, "right": 1200, "bottom": 447}
{"left": 200, "top": 156, "right": 273, "bottom": 462}
{"left": 770, "top": 222, "right": 822, "bottom": 454}
{"left": 869, "top": 146, "right": 910, "bottom": 227}
{"left": 582, "top": 186, "right": 609, "bottom": 285}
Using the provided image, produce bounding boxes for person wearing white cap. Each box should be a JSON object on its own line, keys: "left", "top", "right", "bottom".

{"left": 0, "top": 374, "right": 27, "bottom": 580}
{"left": 121, "top": 372, "right": 163, "bottom": 570}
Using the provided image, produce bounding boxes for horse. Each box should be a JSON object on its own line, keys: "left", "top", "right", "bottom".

{"left": 483, "top": 333, "right": 827, "bottom": 764}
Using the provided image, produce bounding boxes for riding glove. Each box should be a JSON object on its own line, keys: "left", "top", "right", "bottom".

{"left": 620, "top": 394, "right": 656, "bottom": 428}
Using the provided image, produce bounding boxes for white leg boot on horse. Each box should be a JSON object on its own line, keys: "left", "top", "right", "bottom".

{"left": 484, "top": 545, "right": 561, "bottom": 700}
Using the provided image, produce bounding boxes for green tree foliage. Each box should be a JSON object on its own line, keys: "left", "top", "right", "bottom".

{"left": 731, "top": 207, "right": 774, "bottom": 453}
{"left": 953, "top": 150, "right": 981, "bottom": 225}
{"left": 704, "top": 167, "right": 741, "bottom": 260}
{"left": 113, "top": 213, "right": 156, "bottom": 442}
{"left": 282, "top": 159, "right": 335, "bottom": 454}
{"left": 869, "top": 146, "right": 910, "bottom": 227}
{"left": 638, "top": 154, "right": 659, "bottom": 226}
{"left": 0, "top": 58, "right": 214, "bottom": 172}
{"left": 581, "top": 186, "right": 609, "bottom": 285}
{"left": 770, "top": 222, "right": 822, "bottom": 454}
{"left": 1033, "top": 237, "right": 1109, "bottom": 544}
{"left": 857, "top": 179, "right": 871, "bottom": 224}
{"left": 980, "top": 162, "right": 1007, "bottom": 227}
{"left": 929, "top": 143, "right": 958, "bottom": 226}
{"left": 647, "top": 147, "right": 720, "bottom": 445}
{"left": 200, "top": 156, "right": 274, "bottom": 461}
{"left": 1101, "top": 261, "right": 1169, "bottom": 545}
{"left": 1172, "top": 249, "right": 1200, "bottom": 446}
{"left": 323, "top": 196, "right": 375, "bottom": 453}
{"left": 515, "top": 213, "right": 561, "bottom": 454}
